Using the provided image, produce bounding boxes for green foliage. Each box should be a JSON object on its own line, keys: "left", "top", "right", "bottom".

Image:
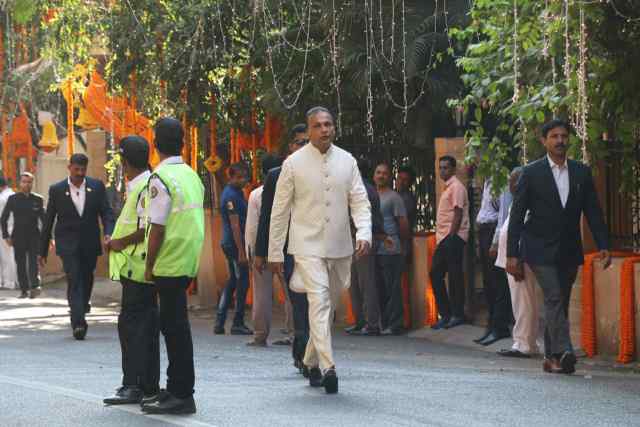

{"left": 452, "top": 0, "right": 640, "bottom": 193}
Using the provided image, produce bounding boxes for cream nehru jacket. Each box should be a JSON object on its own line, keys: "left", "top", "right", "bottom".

{"left": 268, "top": 143, "right": 372, "bottom": 263}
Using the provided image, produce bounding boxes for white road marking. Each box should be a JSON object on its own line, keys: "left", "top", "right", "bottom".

{"left": 0, "top": 374, "right": 217, "bottom": 427}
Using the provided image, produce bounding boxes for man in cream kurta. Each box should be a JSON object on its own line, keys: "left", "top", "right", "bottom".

{"left": 268, "top": 107, "right": 371, "bottom": 394}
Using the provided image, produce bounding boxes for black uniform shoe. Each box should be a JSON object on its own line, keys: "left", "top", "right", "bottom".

{"left": 322, "top": 368, "right": 339, "bottom": 394}
{"left": 141, "top": 393, "right": 196, "bottom": 415}
{"left": 18, "top": 291, "right": 28, "bottom": 299}
{"left": 230, "top": 325, "right": 253, "bottom": 335}
{"left": 29, "top": 288, "right": 41, "bottom": 299}
{"left": 103, "top": 386, "right": 144, "bottom": 405}
{"left": 73, "top": 327, "right": 87, "bottom": 340}
{"left": 308, "top": 367, "right": 322, "bottom": 387}
{"left": 140, "top": 389, "right": 169, "bottom": 407}
{"left": 213, "top": 326, "right": 225, "bottom": 335}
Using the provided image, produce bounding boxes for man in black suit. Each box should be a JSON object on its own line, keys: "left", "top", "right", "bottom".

{"left": 1, "top": 173, "right": 45, "bottom": 298}
{"left": 254, "top": 123, "right": 310, "bottom": 373}
{"left": 507, "top": 119, "right": 611, "bottom": 375}
{"left": 40, "top": 153, "right": 115, "bottom": 340}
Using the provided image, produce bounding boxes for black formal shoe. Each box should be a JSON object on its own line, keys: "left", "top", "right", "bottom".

{"left": 246, "top": 339, "right": 267, "bottom": 347}
{"left": 478, "top": 331, "right": 510, "bottom": 346}
{"left": 230, "top": 325, "right": 253, "bottom": 335}
{"left": 213, "top": 326, "right": 225, "bottom": 335}
{"left": 431, "top": 318, "right": 450, "bottom": 330}
{"left": 559, "top": 351, "right": 577, "bottom": 374}
{"left": 381, "top": 327, "right": 405, "bottom": 336}
{"left": 18, "top": 292, "right": 28, "bottom": 299}
{"left": 322, "top": 368, "right": 339, "bottom": 394}
{"left": 85, "top": 304, "right": 91, "bottom": 314}
{"left": 272, "top": 337, "right": 292, "bottom": 346}
{"left": 473, "top": 329, "right": 492, "bottom": 344}
{"left": 140, "top": 389, "right": 169, "bottom": 407}
{"left": 344, "top": 323, "right": 365, "bottom": 334}
{"left": 353, "top": 326, "right": 381, "bottom": 336}
{"left": 444, "top": 317, "right": 465, "bottom": 329}
{"left": 301, "top": 364, "right": 310, "bottom": 378}
{"left": 103, "top": 386, "right": 144, "bottom": 405}
{"left": 29, "top": 288, "right": 41, "bottom": 299}
{"left": 141, "top": 393, "right": 196, "bottom": 415}
{"left": 497, "top": 349, "right": 531, "bottom": 358}
{"left": 308, "top": 367, "right": 322, "bottom": 387}
{"left": 73, "top": 327, "right": 87, "bottom": 341}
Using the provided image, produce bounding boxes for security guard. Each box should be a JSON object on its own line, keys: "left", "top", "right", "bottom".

{"left": 1, "top": 172, "right": 45, "bottom": 298}
{"left": 140, "top": 118, "right": 205, "bottom": 415}
{"left": 103, "top": 136, "right": 160, "bottom": 406}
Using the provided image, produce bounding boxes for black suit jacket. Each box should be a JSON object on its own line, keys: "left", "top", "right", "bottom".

{"left": 507, "top": 157, "right": 609, "bottom": 267}
{"left": 41, "top": 177, "right": 115, "bottom": 258}
{"left": 255, "top": 167, "right": 281, "bottom": 258}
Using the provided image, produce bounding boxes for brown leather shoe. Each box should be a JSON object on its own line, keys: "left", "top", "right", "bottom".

{"left": 543, "top": 357, "right": 562, "bottom": 373}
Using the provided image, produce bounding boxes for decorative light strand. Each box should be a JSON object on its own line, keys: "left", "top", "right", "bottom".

{"left": 400, "top": 0, "right": 408, "bottom": 123}
{"left": 577, "top": 4, "right": 590, "bottom": 164}
{"left": 512, "top": 0, "right": 519, "bottom": 103}
{"left": 330, "top": 0, "right": 342, "bottom": 135}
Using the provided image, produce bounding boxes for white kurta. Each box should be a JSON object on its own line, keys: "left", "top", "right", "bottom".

{"left": 0, "top": 188, "right": 17, "bottom": 288}
{"left": 496, "top": 213, "right": 543, "bottom": 354}
{"left": 268, "top": 143, "right": 372, "bottom": 263}
{"left": 268, "top": 143, "right": 372, "bottom": 371}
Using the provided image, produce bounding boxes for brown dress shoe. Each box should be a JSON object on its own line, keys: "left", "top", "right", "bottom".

{"left": 543, "top": 357, "right": 562, "bottom": 373}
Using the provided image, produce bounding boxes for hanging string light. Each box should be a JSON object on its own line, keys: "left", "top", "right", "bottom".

{"left": 330, "top": 0, "right": 342, "bottom": 136}
{"left": 261, "top": 0, "right": 313, "bottom": 110}
{"left": 512, "top": 0, "right": 520, "bottom": 103}
{"left": 400, "top": 0, "right": 408, "bottom": 123}
{"left": 364, "top": 0, "right": 375, "bottom": 141}
{"left": 577, "top": 4, "right": 590, "bottom": 164}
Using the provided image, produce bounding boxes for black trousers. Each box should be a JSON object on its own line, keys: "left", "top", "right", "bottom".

{"left": 155, "top": 276, "right": 195, "bottom": 399}
{"left": 284, "top": 254, "right": 309, "bottom": 363}
{"left": 477, "top": 223, "right": 512, "bottom": 335}
{"left": 61, "top": 251, "right": 97, "bottom": 328}
{"left": 430, "top": 235, "right": 466, "bottom": 319}
{"left": 119, "top": 278, "right": 160, "bottom": 394}
{"left": 377, "top": 254, "right": 405, "bottom": 330}
{"left": 14, "top": 235, "right": 40, "bottom": 293}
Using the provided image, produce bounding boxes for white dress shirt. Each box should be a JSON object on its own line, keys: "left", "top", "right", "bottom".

{"left": 68, "top": 177, "right": 86, "bottom": 217}
{"left": 548, "top": 154, "right": 569, "bottom": 208}
{"left": 245, "top": 185, "right": 263, "bottom": 258}
{"left": 148, "top": 156, "right": 183, "bottom": 226}
{"left": 268, "top": 143, "right": 372, "bottom": 262}
{"left": 476, "top": 179, "right": 500, "bottom": 224}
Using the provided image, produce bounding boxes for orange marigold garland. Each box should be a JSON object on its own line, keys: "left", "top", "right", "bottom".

{"left": 618, "top": 256, "right": 640, "bottom": 363}
{"left": 425, "top": 234, "right": 438, "bottom": 326}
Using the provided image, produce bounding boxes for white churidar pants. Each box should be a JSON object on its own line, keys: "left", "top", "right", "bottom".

{"left": 508, "top": 263, "right": 544, "bottom": 355}
{"left": 294, "top": 255, "right": 351, "bottom": 372}
{"left": 0, "top": 238, "right": 16, "bottom": 288}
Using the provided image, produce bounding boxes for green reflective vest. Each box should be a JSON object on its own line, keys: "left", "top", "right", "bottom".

{"left": 109, "top": 175, "right": 151, "bottom": 284}
{"left": 147, "top": 163, "right": 205, "bottom": 278}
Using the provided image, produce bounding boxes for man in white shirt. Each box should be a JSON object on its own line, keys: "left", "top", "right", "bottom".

{"left": 245, "top": 154, "right": 282, "bottom": 346}
{"left": 0, "top": 177, "right": 17, "bottom": 289}
{"left": 268, "top": 107, "right": 372, "bottom": 394}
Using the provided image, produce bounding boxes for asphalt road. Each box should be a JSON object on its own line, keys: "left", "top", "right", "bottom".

{"left": 1, "top": 283, "right": 639, "bottom": 427}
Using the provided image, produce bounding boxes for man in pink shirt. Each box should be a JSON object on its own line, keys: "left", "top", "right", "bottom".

{"left": 430, "top": 155, "right": 470, "bottom": 330}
